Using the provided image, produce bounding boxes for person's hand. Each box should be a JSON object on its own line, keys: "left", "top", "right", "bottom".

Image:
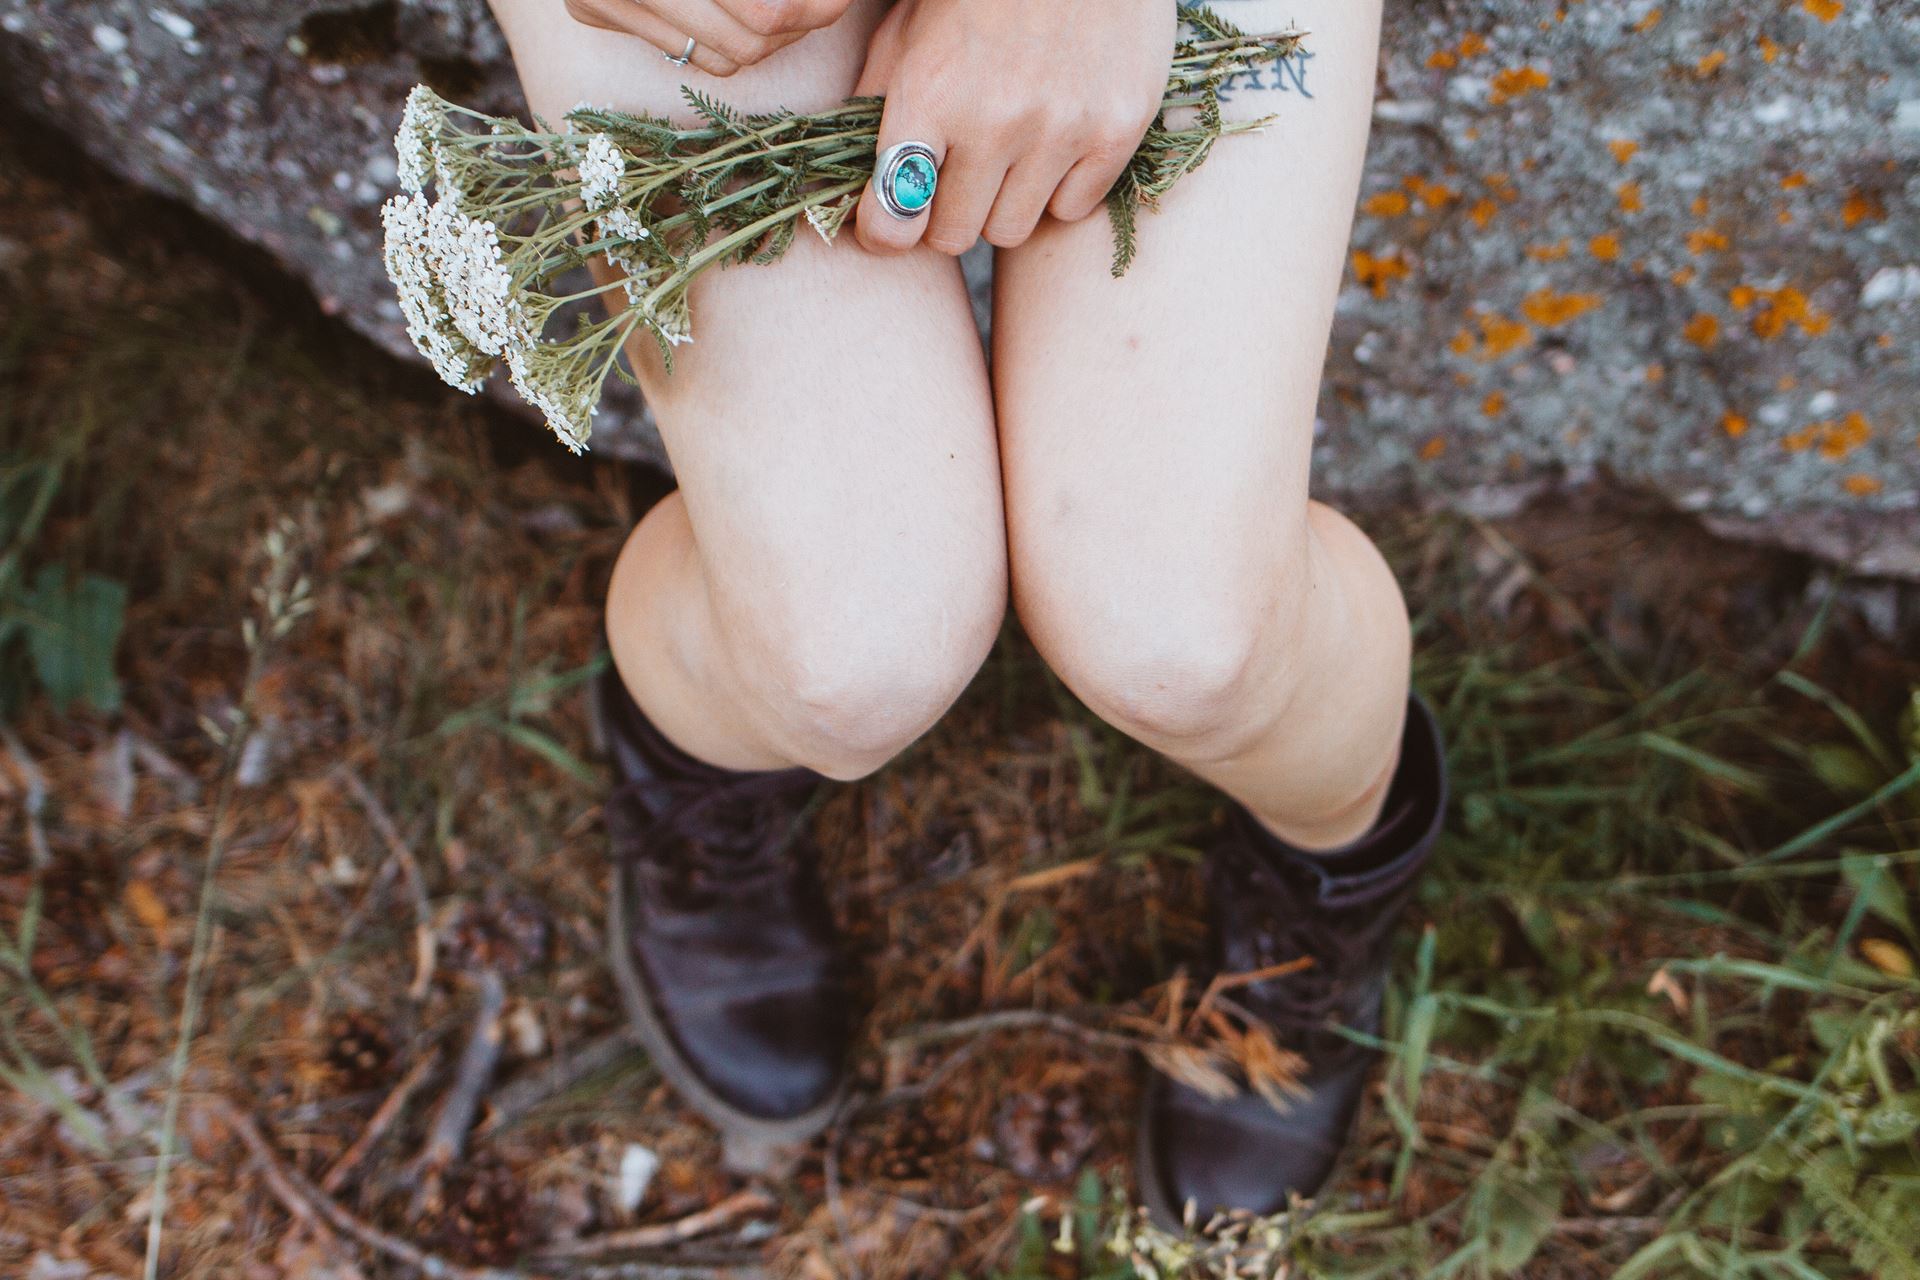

{"left": 564, "top": 0, "right": 856, "bottom": 76}
{"left": 852, "top": 0, "right": 1173, "bottom": 256}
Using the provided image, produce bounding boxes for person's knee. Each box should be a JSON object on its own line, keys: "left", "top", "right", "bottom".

{"left": 1015, "top": 537, "right": 1312, "bottom": 759}
{"left": 724, "top": 564, "right": 1006, "bottom": 779}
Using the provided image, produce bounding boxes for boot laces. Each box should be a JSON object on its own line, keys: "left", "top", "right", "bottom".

{"left": 623, "top": 770, "right": 817, "bottom": 910}
{"left": 1213, "top": 844, "right": 1375, "bottom": 1040}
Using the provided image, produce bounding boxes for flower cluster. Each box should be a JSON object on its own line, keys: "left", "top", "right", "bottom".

{"left": 377, "top": 8, "right": 1307, "bottom": 451}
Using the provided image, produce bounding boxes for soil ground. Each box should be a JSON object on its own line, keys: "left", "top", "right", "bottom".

{"left": 2, "top": 132, "right": 1917, "bottom": 1280}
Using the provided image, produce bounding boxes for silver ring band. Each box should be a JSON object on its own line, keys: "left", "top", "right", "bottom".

{"left": 664, "top": 35, "right": 695, "bottom": 67}
{"left": 874, "top": 140, "right": 939, "bottom": 220}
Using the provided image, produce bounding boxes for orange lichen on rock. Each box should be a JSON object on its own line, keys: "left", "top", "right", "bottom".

{"left": 1802, "top": 0, "right": 1843, "bottom": 22}
{"left": 1455, "top": 309, "right": 1535, "bottom": 360}
{"left": 1405, "top": 176, "right": 1460, "bottom": 209}
{"left": 1721, "top": 412, "right": 1749, "bottom": 439}
{"left": 1469, "top": 198, "right": 1499, "bottom": 228}
{"left": 1842, "top": 190, "right": 1887, "bottom": 227}
{"left": 1352, "top": 250, "right": 1412, "bottom": 298}
{"left": 1683, "top": 313, "right": 1720, "bottom": 347}
{"left": 1363, "top": 190, "right": 1411, "bottom": 218}
{"left": 1589, "top": 233, "right": 1622, "bottom": 260}
{"left": 1731, "top": 284, "right": 1831, "bottom": 340}
{"left": 1428, "top": 31, "right": 1489, "bottom": 69}
{"left": 1482, "top": 391, "right": 1506, "bottom": 416}
{"left": 1489, "top": 66, "right": 1551, "bottom": 103}
{"left": 1526, "top": 240, "right": 1572, "bottom": 261}
{"left": 1521, "top": 289, "right": 1602, "bottom": 328}
{"left": 1632, "top": 9, "right": 1664, "bottom": 33}
{"left": 1671, "top": 265, "right": 1698, "bottom": 286}
{"left": 1817, "top": 412, "right": 1873, "bottom": 460}
{"left": 1843, "top": 474, "right": 1883, "bottom": 497}
{"left": 1607, "top": 139, "right": 1640, "bottom": 165}
{"left": 1695, "top": 50, "right": 1728, "bottom": 77}
{"left": 1687, "top": 227, "right": 1731, "bottom": 255}
{"left": 1780, "top": 171, "right": 1808, "bottom": 190}
{"left": 1759, "top": 34, "right": 1782, "bottom": 63}
{"left": 1618, "top": 181, "right": 1644, "bottom": 213}
{"left": 1420, "top": 435, "right": 1449, "bottom": 461}
{"left": 1783, "top": 413, "right": 1873, "bottom": 460}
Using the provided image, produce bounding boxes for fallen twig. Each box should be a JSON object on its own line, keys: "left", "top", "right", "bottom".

{"left": 210, "top": 1095, "right": 539, "bottom": 1280}
{"left": 335, "top": 763, "right": 437, "bottom": 1000}
{"left": 534, "top": 1188, "right": 777, "bottom": 1259}
{"left": 886, "top": 1009, "right": 1138, "bottom": 1056}
{"left": 322, "top": 1047, "right": 442, "bottom": 1194}
{"left": 478, "top": 1026, "right": 642, "bottom": 1137}
{"left": 411, "top": 967, "right": 507, "bottom": 1203}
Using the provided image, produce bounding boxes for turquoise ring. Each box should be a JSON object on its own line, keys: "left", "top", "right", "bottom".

{"left": 874, "top": 141, "right": 939, "bottom": 219}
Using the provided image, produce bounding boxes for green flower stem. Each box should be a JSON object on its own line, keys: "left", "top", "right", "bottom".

{"left": 635, "top": 176, "right": 867, "bottom": 318}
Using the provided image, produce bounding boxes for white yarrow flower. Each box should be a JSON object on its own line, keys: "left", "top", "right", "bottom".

{"left": 428, "top": 199, "right": 529, "bottom": 357}
{"left": 598, "top": 206, "right": 648, "bottom": 242}
{"left": 598, "top": 206, "right": 652, "bottom": 299}
{"left": 578, "top": 133, "right": 624, "bottom": 212}
{"left": 395, "top": 84, "right": 439, "bottom": 194}
{"left": 432, "top": 141, "right": 461, "bottom": 204}
{"left": 506, "top": 346, "right": 593, "bottom": 453}
{"left": 380, "top": 193, "right": 486, "bottom": 392}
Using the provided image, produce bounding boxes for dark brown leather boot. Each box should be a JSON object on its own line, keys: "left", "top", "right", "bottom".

{"left": 1137, "top": 695, "right": 1447, "bottom": 1225}
{"left": 592, "top": 661, "right": 849, "bottom": 1161}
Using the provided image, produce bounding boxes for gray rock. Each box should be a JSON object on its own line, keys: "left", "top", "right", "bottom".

{"left": 2, "top": 0, "right": 1915, "bottom": 572}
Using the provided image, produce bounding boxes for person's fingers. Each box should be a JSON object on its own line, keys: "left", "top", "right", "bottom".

{"left": 850, "top": 1, "right": 905, "bottom": 97}
{"left": 649, "top": 0, "right": 797, "bottom": 69}
{"left": 714, "top": 0, "right": 855, "bottom": 37}
{"left": 982, "top": 148, "right": 1078, "bottom": 249}
{"left": 922, "top": 143, "right": 1005, "bottom": 256}
{"left": 563, "top": 0, "right": 745, "bottom": 76}
{"left": 853, "top": 57, "right": 950, "bottom": 255}
{"left": 1047, "top": 135, "right": 1141, "bottom": 225}
{"left": 854, "top": 131, "right": 947, "bottom": 255}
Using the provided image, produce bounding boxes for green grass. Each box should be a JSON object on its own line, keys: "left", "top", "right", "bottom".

{"left": 989, "top": 554, "right": 1920, "bottom": 1279}
{"left": 1, "top": 142, "right": 1916, "bottom": 1280}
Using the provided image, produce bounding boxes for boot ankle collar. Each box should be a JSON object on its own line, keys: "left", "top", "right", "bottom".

{"left": 1233, "top": 694, "right": 1448, "bottom": 910}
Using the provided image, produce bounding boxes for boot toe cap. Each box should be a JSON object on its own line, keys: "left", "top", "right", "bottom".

{"left": 1140, "top": 1064, "right": 1368, "bottom": 1225}
{"left": 686, "top": 989, "right": 847, "bottom": 1121}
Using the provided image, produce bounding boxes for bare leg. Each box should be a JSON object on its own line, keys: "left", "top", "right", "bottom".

{"left": 994, "top": 0, "right": 1404, "bottom": 848}
{"left": 491, "top": 0, "right": 1007, "bottom": 780}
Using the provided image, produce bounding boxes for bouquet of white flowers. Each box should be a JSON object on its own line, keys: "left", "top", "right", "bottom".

{"left": 381, "top": 6, "right": 1306, "bottom": 451}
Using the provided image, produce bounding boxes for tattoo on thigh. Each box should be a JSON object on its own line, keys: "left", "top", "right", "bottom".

{"left": 1177, "top": 1, "right": 1316, "bottom": 102}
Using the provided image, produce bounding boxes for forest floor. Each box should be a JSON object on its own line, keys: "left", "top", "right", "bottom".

{"left": 2, "top": 133, "right": 1918, "bottom": 1280}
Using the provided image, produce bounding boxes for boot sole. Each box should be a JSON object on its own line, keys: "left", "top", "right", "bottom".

{"left": 607, "top": 846, "right": 844, "bottom": 1170}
